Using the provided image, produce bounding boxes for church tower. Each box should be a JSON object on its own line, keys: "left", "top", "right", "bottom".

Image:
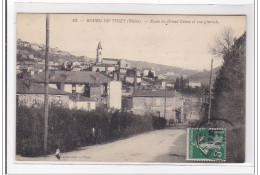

{"left": 96, "top": 41, "right": 102, "bottom": 63}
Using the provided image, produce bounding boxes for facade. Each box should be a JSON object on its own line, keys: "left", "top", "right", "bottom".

{"left": 132, "top": 90, "right": 183, "bottom": 123}
{"left": 185, "top": 81, "right": 202, "bottom": 88}
{"left": 69, "top": 94, "right": 96, "bottom": 110}
{"left": 107, "top": 81, "right": 122, "bottom": 109}
{"left": 16, "top": 79, "right": 70, "bottom": 107}
{"left": 92, "top": 65, "right": 106, "bottom": 72}
{"left": 102, "top": 58, "right": 120, "bottom": 65}
{"left": 119, "top": 59, "right": 130, "bottom": 69}
{"left": 157, "top": 74, "right": 166, "bottom": 80}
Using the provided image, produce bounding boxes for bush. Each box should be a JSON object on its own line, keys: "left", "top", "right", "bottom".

{"left": 16, "top": 105, "right": 154, "bottom": 157}
{"left": 152, "top": 116, "right": 167, "bottom": 129}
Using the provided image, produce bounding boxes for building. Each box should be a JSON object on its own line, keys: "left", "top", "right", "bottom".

{"left": 96, "top": 41, "right": 102, "bottom": 63}
{"left": 69, "top": 94, "right": 96, "bottom": 110}
{"left": 91, "top": 64, "right": 108, "bottom": 72}
{"left": 31, "top": 71, "right": 121, "bottom": 109}
{"left": 107, "top": 81, "right": 122, "bottom": 109}
{"left": 119, "top": 59, "right": 130, "bottom": 69}
{"left": 143, "top": 69, "right": 156, "bottom": 77}
{"left": 132, "top": 89, "right": 184, "bottom": 123}
{"left": 157, "top": 74, "right": 166, "bottom": 80}
{"left": 185, "top": 81, "right": 202, "bottom": 88}
{"left": 72, "top": 65, "right": 82, "bottom": 71}
{"left": 102, "top": 58, "right": 120, "bottom": 65}
{"left": 16, "top": 79, "right": 70, "bottom": 107}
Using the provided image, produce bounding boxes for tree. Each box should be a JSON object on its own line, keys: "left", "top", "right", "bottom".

{"left": 175, "top": 77, "right": 180, "bottom": 89}
{"left": 147, "top": 70, "right": 154, "bottom": 78}
{"left": 180, "top": 76, "right": 184, "bottom": 89}
{"left": 209, "top": 27, "right": 236, "bottom": 60}
{"left": 211, "top": 32, "right": 246, "bottom": 162}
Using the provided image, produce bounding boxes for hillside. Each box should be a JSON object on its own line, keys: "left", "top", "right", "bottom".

{"left": 128, "top": 60, "right": 199, "bottom": 78}
{"left": 188, "top": 67, "right": 221, "bottom": 85}
{"left": 17, "top": 39, "right": 93, "bottom": 63}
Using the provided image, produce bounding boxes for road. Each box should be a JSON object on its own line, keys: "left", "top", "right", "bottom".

{"left": 16, "top": 128, "right": 187, "bottom": 163}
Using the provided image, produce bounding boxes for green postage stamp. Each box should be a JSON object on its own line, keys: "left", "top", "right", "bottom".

{"left": 187, "top": 128, "right": 226, "bottom": 161}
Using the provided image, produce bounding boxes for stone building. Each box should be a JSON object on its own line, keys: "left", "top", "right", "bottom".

{"left": 132, "top": 89, "right": 184, "bottom": 123}
{"left": 16, "top": 79, "right": 70, "bottom": 107}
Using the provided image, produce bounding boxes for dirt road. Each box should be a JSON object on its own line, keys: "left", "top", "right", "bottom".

{"left": 16, "top": 128, "right": 187, "bottom": 163}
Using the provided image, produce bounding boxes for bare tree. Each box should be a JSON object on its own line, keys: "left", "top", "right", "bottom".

{"left": 209, "top": 27, "right": 235, "bottom": 59}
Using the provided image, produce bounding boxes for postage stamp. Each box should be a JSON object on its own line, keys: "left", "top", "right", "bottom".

{"left": 186, "top": 128, "right": 226, "bottom": 161}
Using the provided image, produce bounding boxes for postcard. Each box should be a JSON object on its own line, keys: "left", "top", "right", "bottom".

{"left": 15, "top": 13, "right": 246, "bottom": 163}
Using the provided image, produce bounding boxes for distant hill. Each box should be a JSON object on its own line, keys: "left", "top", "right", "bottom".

{"left": 188, "top": 67, "right": 221, "bottom": 85}
{"left": 16, "top": 39, "right": 93, "bottom": 63}
{"left": 128, "top": 60, "right": 199, "bottom": 79}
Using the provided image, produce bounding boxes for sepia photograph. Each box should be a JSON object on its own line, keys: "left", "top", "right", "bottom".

{"left": 15, "top": 14, "right": 246, "bottom": 163}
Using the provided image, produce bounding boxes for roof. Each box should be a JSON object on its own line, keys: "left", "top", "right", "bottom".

{"left": 31, "top": 71, "right": 113, "bottom": 84}
{"left": 17, "top": 79, "right": 69, "bottom": 95}
{"left": 102, "top": 58, "right": 121, "bottom": 62}
{"left": 132, "top": 89, "right": 175, "bottom": 97}
{"left": 97, "top": 42, "right": 102, "bottom": 49}
{"left": 142, "top": 78, "right": 154, "bottom": 84}
{"left": 92, "top": 64, "right": 114, "bottom": 67}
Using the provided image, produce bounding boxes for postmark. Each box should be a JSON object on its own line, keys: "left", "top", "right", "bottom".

{"left": 187, "top": 128, "right": 226, "bottom": 161}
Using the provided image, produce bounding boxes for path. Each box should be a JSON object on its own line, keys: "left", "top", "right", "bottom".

{"left": 16, "top": 128, "right": 187, "bottom": 162}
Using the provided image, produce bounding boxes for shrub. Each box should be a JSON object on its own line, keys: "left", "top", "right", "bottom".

{"left": 152, "top": 116, "right": 167, "bottom": 129}
{"left": 16, "top": 105, "right": 154, "bottom": 157}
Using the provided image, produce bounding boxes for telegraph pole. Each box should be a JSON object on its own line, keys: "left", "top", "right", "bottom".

{"left": 44, "top": 14, "right": 50, "bottom": 152}
{"left": 208, "top": 58, "right": 213, "bottom": 125}
{"left": 164, "top": 87, "right": 166, "bottom": 119}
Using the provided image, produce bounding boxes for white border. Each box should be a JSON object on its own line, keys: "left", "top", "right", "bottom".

{"left": 6, "top": 1, "right": 255, "bottom": 174}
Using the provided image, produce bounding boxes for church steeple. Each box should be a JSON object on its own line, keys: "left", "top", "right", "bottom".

{"left": 96, "top": 41, "right": 102, "bottom": 63}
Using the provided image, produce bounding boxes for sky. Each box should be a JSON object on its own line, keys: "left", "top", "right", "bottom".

{"left": 17, "top": 14, "right": 246, "bottom": 71}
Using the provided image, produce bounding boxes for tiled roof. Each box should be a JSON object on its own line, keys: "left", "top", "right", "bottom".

{"left": 102, "top": 58, "right": 121, "bottom": 62}
{"left": 132, "top": 89, "right": 175, "bottom": 97}
{"left": 17, "top": 79, "right": 69, "bottom": 95}
{"left": 31, "top": 71, "right": 112, "bottom": 84}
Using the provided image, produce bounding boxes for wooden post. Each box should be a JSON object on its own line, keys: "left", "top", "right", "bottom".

{"left": 44, "top": 14, "right": 50, "bottom": 152}
{"left": 164, "top": 88, "right": 166, "bottom": 119}
{"left": 208, "top": 58, "right": 213, "bottom": 125}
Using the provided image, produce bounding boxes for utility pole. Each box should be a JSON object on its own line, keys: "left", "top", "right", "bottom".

{"left": 208, "top": 58, "right": 213, "bottom": 125}
{"left": 164, "top": 87, "right": 166, "bottom": 119}
{"left": 44, "top": 14, "right": 50, "bottom": 152}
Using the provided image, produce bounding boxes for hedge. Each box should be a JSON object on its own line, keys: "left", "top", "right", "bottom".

{"left": 16, "top": 105, "right": 156, "bottom": 157}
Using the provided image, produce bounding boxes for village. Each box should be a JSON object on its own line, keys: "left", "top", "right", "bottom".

{"left": 16, "top": 40, "right": 205, "bottom": 127}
